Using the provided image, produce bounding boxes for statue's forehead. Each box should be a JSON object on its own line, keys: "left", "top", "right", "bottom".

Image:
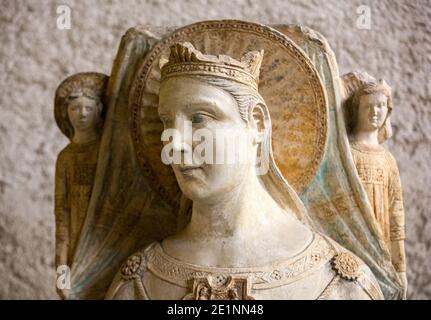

{"left": 67, "top": 95, "right": 97, "bottom": 105}
{"left": 360, "top": 92, "right": 388, "bottom": 103}
{"left": 159, "top": 77, "right": 236, "bottom": 111}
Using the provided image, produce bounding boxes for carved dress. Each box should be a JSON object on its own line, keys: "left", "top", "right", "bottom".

{"left": 106, "top": 233, "right": 384, "bottom": 300}
{"left": 350, "top": 142, "right": 406, "bottom": 271}
{"left": 54, "top": 139, "right": 100, "bottom": 266}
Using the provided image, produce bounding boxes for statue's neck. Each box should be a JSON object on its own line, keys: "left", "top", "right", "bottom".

{"left": 162, "top": 169, "right": 313, "bottom": 267}
{"left": 72, "top": 129, "right": 99, "bottom": 144}
{"left": 350, "top": 128, "right": 379, "bottom": 146}
{"left": 181, "top": 170, "right": 291, "bottom": 241}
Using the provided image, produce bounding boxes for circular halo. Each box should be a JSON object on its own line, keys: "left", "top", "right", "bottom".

{"left": 130, "top": 20, "right": 328, "bottom": 204}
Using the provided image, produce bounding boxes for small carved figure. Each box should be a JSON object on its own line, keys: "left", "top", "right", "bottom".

{"left": 54, "top": 72, "right": 108, "bottom": 297}
{"left": 343, "top": 72, "right": 407, "bottom": 298}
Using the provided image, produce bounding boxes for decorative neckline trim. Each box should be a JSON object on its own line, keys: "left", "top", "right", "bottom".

{"left": 350, "top": 141, "right": 385, "bottom": 153}
{"left": 144, "top": 232, "right": 336, "bottom": 290}
{"left": 70, "top": 138, "right": 99, "bottom": 146}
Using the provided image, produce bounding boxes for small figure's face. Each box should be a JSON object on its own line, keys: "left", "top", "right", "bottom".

{"left": 67, "top": 96, "right": 101, "bottom": 132}
{"left": 159, "top": 77, "right": 256, "bottom": 203}
{"left": 356, "top": 93, "right": 388, "bottom": 132}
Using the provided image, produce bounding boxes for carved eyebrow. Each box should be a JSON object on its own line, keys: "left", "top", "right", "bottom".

{"left": 186, "top": 101, "right": 218, "bottom": 108}
{"left": 185, "top": 101, "right": 224, "bottom": 117}
{"left": 158, "top": 99, "right": 227, "bottom": 119}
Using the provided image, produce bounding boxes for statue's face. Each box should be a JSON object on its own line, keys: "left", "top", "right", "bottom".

{"left": 356, "top": 92, "right": 388, "bottom": 132}
{"left": 159, "top": 77, "right": 256, "bottom": 202}
{"left": 67, "top": 96, "right": 101, "bottom": 132}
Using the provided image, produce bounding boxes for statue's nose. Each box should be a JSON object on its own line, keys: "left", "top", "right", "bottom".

{"left": 370, "top": 106, "right": 378, "bottom": 115}
{"left": 172, "top": 119, "right": 192, "bottom": 153}
{"left": 79, "top": 107, "right": 88, "bottom": 117}
{"left": 171, "top": 131, "right": 184, "bottom": 153}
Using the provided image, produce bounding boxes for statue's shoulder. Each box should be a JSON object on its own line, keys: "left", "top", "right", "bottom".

{"left": 105, "top": 242, "right": 158, "bottom": 300}
{"left": 55, "top": 144, "right": 76, "bottom": 169}
{"left": 318, "top": 237, "right": 384, "bottom": 300}
{"left": 56, "top": 143, "right": 75, "bottom": 161}
{"left": 381, "top": 147, "right": 399, "bottom": 169}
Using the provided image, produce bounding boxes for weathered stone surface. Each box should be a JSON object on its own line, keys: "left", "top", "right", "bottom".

{"left": 0, "top": 0, "right": 429, "bottom": 299}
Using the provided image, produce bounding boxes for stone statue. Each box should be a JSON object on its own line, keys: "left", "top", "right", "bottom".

{"left": 54, "top": 72, "right": 108, "bottom": 297}
{"left": 105, "top": 43, "right": 383, "bottom": 300}
{"left": 342, "top": 71, "right": 407, "bottom": 298}
{"left": 54, "top": 21, "right": 404, "bottom": 299}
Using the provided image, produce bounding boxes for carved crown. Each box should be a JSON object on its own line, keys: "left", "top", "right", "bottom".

{"left": 160, "top": 42, "right": 264, "bottom": 90}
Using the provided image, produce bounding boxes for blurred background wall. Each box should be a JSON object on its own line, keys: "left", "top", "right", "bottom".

{"left": 0, "top": 0, "right": 429, "bottom": 299}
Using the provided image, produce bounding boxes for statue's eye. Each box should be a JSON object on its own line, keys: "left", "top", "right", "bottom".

{"left": 191, "top": 114, "right": 205, "bottom": 124}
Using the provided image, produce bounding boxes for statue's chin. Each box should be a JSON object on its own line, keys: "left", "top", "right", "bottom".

{"left": 369, "top": 122, "right": 380, "bottom": 130}
{"left": 179, "top": 182, "right": 230, "bottom": 204}
{"left": 177, "top": 179, "right": 209, "bottom": 202}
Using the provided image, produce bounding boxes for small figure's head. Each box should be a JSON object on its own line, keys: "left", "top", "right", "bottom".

{"left": 66, "top": 88, "right": 103, "bottom": 133}
{"left": 55, "top": 72, "right": 108, "bottom": 140}
{"left": 158, "top": 43, "right": 269, "bottom": 203}
{"left": 347, "top": 79, "right": 393, "bottom": 143}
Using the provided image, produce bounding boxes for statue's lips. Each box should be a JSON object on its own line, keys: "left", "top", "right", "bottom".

{"left": 178, "top": 166, "right": 203, "bottom": 176}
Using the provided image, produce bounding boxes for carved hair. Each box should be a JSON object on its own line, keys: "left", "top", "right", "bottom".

{"left": 346, "top": 79, "right": 393, "bottom": 143}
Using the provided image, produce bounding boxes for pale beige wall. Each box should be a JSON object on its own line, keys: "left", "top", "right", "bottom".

{"left": 0, "top": 0, "right": 429, "bottom": 299}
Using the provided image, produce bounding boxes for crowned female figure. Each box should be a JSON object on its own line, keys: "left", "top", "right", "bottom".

{"left": 105, "top": 43, "right": 383, "bottom": 300}
{"left": 54, "top": 72, "right": 108, "bottom": 297}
